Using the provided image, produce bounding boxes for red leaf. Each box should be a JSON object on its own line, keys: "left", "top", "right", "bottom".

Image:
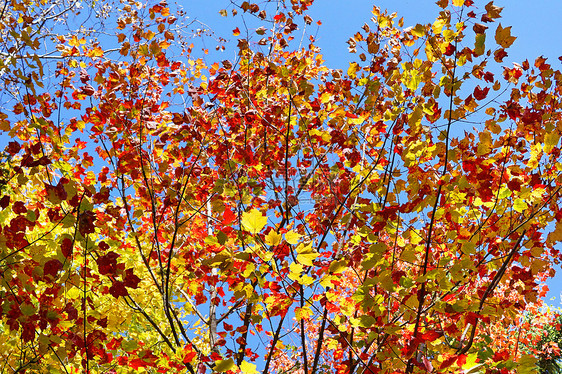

{"left": 444, "top": 43, "right": 455, "bottom": 56}
{"left": 473, "top": 85, "right": 489, "bottom": 100}
{"left": 466, "top": 311, "right": 482, "bottom": 325}
{"left": 123, "top": 269, "right": 141, "bottom": 288}
{"left": 97, "top": 251, "right": 119, "bottom": 275}
{"left": 483, "top": 71, "right": 494, "bottom": 83}
{"left": 65, "top": 302, "right": 78, "bottom": 320}
{"left": 507, "top": 179, "right": 521, "bottom": 192}
{"left": 21, "top": 322, "right": 35, "bottom": 343}
{"left": 222, "top": 208, "right": 236, "bottom": 225}
{"left": 391, "top": 270, "right": 406, "bottom": 284}
{"left": 10, "top": 215, "right": 30, "bottom": 232}
{"left": 81, "top": 84, "right": 95, "bottom": 96}
{"left": 109, "top": 281, "right": 129, "bottom": 298}
{"left": 492, "top": 349, "right": 510, "bottom": 362}
{"left": 402, "top": 337, "right": 421, "bottom": 358}
{"left": 61, "top": 237, "right": 73, "bottom": 258}
{"left": 6, "top": 141, "right": 21, "bottom": 155}
{"left": 79, "top": 68, "right": 90, "bottom": 83}
{"left": 462, "top": 160, "right": 477, "bottom": 173}
{"left": 184, "top": 351, "right": 197, "bottom": 364}
{"left": 79, "top": 210, "right": 97, "bottom": 236}
{"left": 129, "top": 358, "right": 149, "bottom": 370}
{"left": 419, "top": 330, "right": 442, "bottom": 342}
{"left": 44, "top": 259, "right": 62, "bottom": 279}
{"left": 13, "top": 201, "right": 27, "bottom": 214}
{"left": 0, "top": 195, "right": 9, "bottom": 209}
{"left": 439, "top": 355, "right": 457, "bottom": 369}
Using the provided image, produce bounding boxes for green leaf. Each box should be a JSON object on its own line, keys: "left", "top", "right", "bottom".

{"left": 241, "top": 209, "right": 267, "bottom": 234}
{"left": 474, "top": 34, "right": 486, "bottom": 56}
{"left": 20, "top": 303, "right": 36, "bottom": 316}
{"left": 516, "top": 354, "right": 537, "bottom": 374}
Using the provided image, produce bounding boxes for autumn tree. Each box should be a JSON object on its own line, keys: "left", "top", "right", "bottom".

{"left": 2, "top": 0, "right": 562, "bottom": 373}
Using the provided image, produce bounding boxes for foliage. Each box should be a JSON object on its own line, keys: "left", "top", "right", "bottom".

{"left": 522, "top": 311, "right": 562, "bottom": 374}
{"left": 1, "top": 0, "right": 562, "bottom": 372}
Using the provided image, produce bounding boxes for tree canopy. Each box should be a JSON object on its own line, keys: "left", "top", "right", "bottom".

{"left": 1, "top": 0, "right": 562, "bottom": 373}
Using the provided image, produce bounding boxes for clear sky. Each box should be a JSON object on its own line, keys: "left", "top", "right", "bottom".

{"left": 186, "top": 0, "right": 562, "bottom": 304}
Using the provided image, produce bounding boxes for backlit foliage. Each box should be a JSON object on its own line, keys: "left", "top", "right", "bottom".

{"left": 1, "top": 0, "right": 562, "bottom": 373}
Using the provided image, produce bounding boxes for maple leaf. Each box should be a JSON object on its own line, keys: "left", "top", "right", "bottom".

{"left": 61, "top": 237, "right": 73, "bottom": 258}
{"left": 123, "top": 269, "right": 141, "bottom": 288}
{"left": 97, "top": 251, "right": 119, "bottom": 275}
{"left": 241, "top": 209, "right": 267, "bottom": 234}
{"left": 78, "top": 210, "right": 97, "bottom": 236}
{"left": 495, "top": 24, "right": 516, "bottom": 48}
{"left": 0, "top": 195, "right": 9, "bottom": 209}
{"left": 5, "top": 141, "right": 21, "bottom": 155}
{"left": 473, "top": 85, "right": 489, "bottom": 100}
{"left": 44, "top": 259, "right": 62, "bottom": 279}
{"left": 109, "top": 281, "right": 129, "bottom": 298}
{"left": 3, "top": 1, "right": 562, "bottom": 373}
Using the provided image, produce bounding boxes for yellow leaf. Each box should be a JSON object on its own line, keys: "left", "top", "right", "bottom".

{"left": 547, "top": 222, "right": 562, "bottom": 243}
{"left": 544, "top": 132, "right": 560, "bottom": 154}
{"left": 264, "top": 230, "right": 282, "bottom": 246}
{"left": 452, "top": 0, "right": 464, "bottom": 6}
{"left": 328, "top": 259, "right": 347, "bottom": 274}
{"left": 513, "top": 198, "right": 528, "bottom": 213}
{"left": 477, "top": 131, "right": 492, "bottom": 155}
{"left": 297, "top": 251, "right": 319, "bottom": 267}
{"left": 462, "top": 242, "right": 475, "bottom": 255}
{"left": 215, "top": 358, "right": 236, "bottom": 372}
{"left": 145, "top": 30, "right": 155, "bottom": 40}
{"left": 495, "top": 24, "right": 516, "bottom": 48}
{"left": 432, "top": 17, "right": 447, "bottom": 34}
{"left": 296, "top": 243, "right": 319, "bottom": 266}
{"left": 68, "top": 36, "right": 85, "bottom": 47}
{"left": 295, "top": 306, "right": 313, "bottom": 321}
{"left": 285, "top": 230, "right": 302, "bottom": 245}
{"left": 289, "top": 262, "right": 303, "bottom": 281}
{"left": 408, "top": 106, "right": 423, "bottom": 130}
{"left": 411, "top": 24, "right": 425, "bottom": 38}
{"left": 347, "top": 62, "right": 359, "bottom": 78}
{"left": 240, "top": 361, "right": 258, "bottom": 374}
{"left": 241, "top": 209, "right": 267, "bottom": 234}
